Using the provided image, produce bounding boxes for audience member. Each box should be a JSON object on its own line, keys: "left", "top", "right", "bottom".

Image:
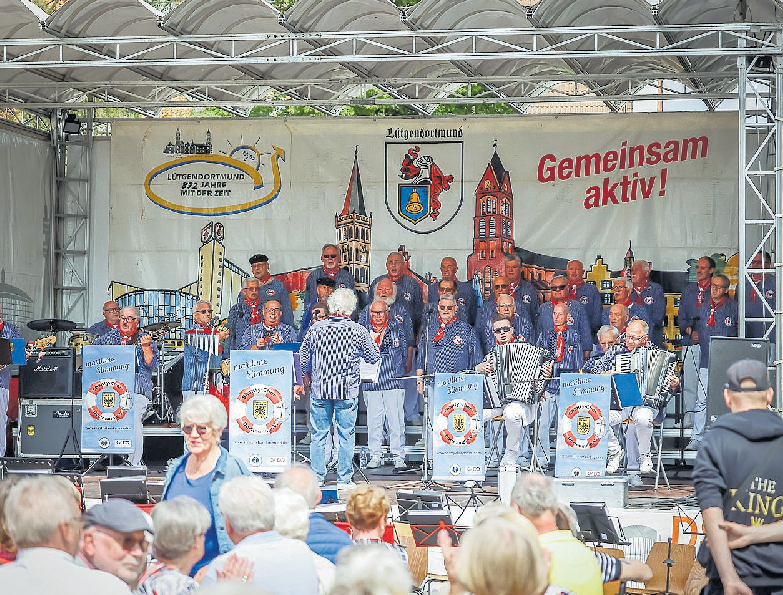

{"left": 345, "top": 485, "right": 407, "bottom": 563}
{"left": 0, "top": 475, "right": 130, "bottom": 594}
{"left": 162, "top": 395, "right": 253, "bottom": 573}
{"left": 273, "top": 487, "right": 335, "bottom": 594}
{"left": 330, "top": 544, "right": 412, "bottom": 595}
{"left": 78, "top": 498, "right": 153, "bottom": 589}
{"left": 202, "top": 476, "right": 319, "bottom": 595}
{"left": 510, "top": 473, "right": 602, "bottom": 595}
{"left": 274, "top": 465, "right": 353, "bottom": 564}
{"left": 138, "top": 496, "right": 254, "bottom": 594}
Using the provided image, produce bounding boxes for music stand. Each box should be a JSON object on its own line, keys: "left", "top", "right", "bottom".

{"left": 107, "top": 466, "right": 147, "bottom": 479}
{"left": 407, "top": 510, "right": 462, "bottom": 547}
{"left": 569, "top": 502, "right": 624, "bottom": 545}
{"left": 397, "top": 489, "right": 445, "bottom": 520}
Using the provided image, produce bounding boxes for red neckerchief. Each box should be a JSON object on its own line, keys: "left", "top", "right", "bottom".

{"left": 256, "top": 274, "right": 272, "bottom": 285}
{"left": 569, "top": 280, "right": 584, "bottom": 301}
{"left": 322, "top": 266, "right": 339, "bottom": 278}
{"left": 509, "top": 282, "right": 518, "bottom": 298}
{"left": 264, "top": 321, "right": 280, "bottom": 331}
{"left": 708, "top": 297, "right": 727, "bottom": 327}
{"left": 633, "top": 282, "right": 649, "bottom": 305}
{"left": 696, "top": 278, "right": 711, "bottom": 307}
{"left": 107, "top": 322, "right": 119, "bottom": 329}
{"left": 616, "top": 297, "right": 633, "bottom": 308}
{"left": 120, "top": 330, "right": 138, "bottom": 345}
{"left": 551, "top": 297, "right": 567, "bottom": 305}
{"left": 433, "top": 317, "right": 456, "bottom": 342}
{"left": 750, "top": 275, "right": 765, "bottom": 302}
{"left": 617, "top": 324, "right": 627, "bottom": 335}
{"left": 245, "top": 299, "right": 261, "bottom": 324}
{"left": 371, "top": 321, "right": 388, "bottom": 345}
{"left": 554, "top": 324, "right": 567, "bottom": 362}
{"left": 0, "top": 323, "right": 4, "bottom": 334}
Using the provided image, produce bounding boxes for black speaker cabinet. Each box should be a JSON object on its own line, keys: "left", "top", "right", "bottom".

{"left": 707, "top": 337, "right": 769, "bottom": 428}
{"left": 18, "top": 398, "right": 82, "bottom": 457}
{"left": 20, "top": 353, "right": 74, "bottom": 398}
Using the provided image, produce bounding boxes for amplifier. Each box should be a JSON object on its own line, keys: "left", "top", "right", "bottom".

{"left": 553, "top": 477, "right": 628, "bottom": 509}
{"left": 18, "top": 398, "right": 82, "bottom": 457}
{"left": 20, "top": 353, "right": 75, "bottom": 398}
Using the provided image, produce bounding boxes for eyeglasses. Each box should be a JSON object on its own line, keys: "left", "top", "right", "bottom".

{"left": 370, "top": 310, "right": 386, "bottom": 315}
{"left": 182, "top": 424, "right": 210, "bottom": 436}
{"left": 93, "top": 527, "right": 150, "bottom": 553}
{"left": 493, "top": 283, "right": 509, "bottom": 289}
{"left": 264, "top": 307, "right": 282, "bottom": 312}
{"left": 438, "top": 305, "right": 456, "bottom": 311}
{"left": 120, "top": 316, "right": 137, "bottom": 322}
{"left": 613, "top": 285, "right": 627, "bottom": 290}
{"left": 493, "top": 326, "right": 512, "bottom": 334}
{"left": 196, "top": 309, "right": 213, "bottom": 314}
{"left": 626, "top": 335, "right": 646, "bottom": 342}
{"left": 711, "top": 284, "right": 729, "bottom": 290}
{"left": 323, "top": 253, "right": 339, "bottom": 259}
{"left": 103, "top": 307, "right": 120, "bottom": 313}
{"left": 550, "top": 285, "right": 567, "bottom": 291}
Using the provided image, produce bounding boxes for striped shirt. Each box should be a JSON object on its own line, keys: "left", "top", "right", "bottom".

{"left": 240, "top": 323, "right": 297, "bottom": 350}
{"left": 300, "top": 316, "right": 380, "bottom": 400}
{"left": 361, "top": 318, "right": 407, "bottom": 392}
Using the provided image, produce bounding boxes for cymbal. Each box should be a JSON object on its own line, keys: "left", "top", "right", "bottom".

{"left": 27, "top": 318, "right": 77, "bottom": 332}
{"left": 145, "top": 320, "right": 182, "bottom": 333}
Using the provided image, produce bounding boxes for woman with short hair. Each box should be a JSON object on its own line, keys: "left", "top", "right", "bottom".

{"left": 162, "top": 395, "right": 252, "bottom": 574}
{"left": 345, "top": 485, "right": 407, "bottom": 563}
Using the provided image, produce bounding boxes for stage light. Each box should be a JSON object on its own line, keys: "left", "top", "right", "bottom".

{"left": 62, "top": 113, "right": 82, "bottom": 135}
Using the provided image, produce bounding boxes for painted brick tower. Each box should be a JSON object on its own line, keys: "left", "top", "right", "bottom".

{"left": 467, "top": 145, "right": 515, "bottom": 296}
{"left": 335, "top": 148, "right": 372, "bottom": 294}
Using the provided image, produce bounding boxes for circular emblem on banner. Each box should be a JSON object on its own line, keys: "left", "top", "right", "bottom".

{"left": 98, "top": 437, "right": 110, "bottom": 449}
{"left": 85, "top": 379, "right": 130, "bottom": 423}
{"left": 450, "top": 464, "right": 461, "bottom": 476}
{"left": 562, "top": 401, "right": 606, "bottom": 450}
{"left": 232, "top": 385, "right": 287, "bottom": 435}
{"left": 572, "top": 467, "right": 582, "bottom": 477}
{"left": 249, "top": 454, "right": 262, "bottom": 466}
{"left": 434, "top": 398, "right": 481, "bottom": 446}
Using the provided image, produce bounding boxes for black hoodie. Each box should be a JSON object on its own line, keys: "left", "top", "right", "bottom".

{"left": 694, "top": 408, "right": 783, "bottom": 587}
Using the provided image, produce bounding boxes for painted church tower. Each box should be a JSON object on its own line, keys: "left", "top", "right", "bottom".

{"left": 335, "top": 148, "right": 372, "bottom": 294}
{"left": 467, "top": 145, "right": 515, "bottom": 294}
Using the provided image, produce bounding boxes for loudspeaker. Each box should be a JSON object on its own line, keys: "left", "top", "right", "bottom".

{"left": 707, "top": 337, "right": 769, "bottom": 427}
{"left": 18, "top": 398, "right": 82, "bottom": 457}
{"left": 20, "top": 354, "right": 75, "bottom": 398}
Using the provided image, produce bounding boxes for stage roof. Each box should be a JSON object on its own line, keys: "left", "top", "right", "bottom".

{"left": 1, "top": 0, "right": 782, "bottom": 114}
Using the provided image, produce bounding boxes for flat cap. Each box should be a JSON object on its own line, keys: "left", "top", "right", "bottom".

{"left": 249, "top": 254, "right": 269, "bottom": 264}
{"left": 85, "top": 499, "right": 154, "bottom": 534}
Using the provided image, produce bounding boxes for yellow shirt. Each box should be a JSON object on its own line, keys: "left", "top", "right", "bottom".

{"left": 539, "top": 530, "right": 603, "bottom": 595}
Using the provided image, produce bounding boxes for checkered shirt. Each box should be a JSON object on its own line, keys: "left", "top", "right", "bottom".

{"left": 417, "top": 318, "right": 481, "bottom": 374}
{"left": 370, "top": 274, "right": 424, "bottom": 332}
{"left": 240, "top": 322, "right": 297, "bottom": 350}
{"left": 304, "top": 267, "right": 355, "bottom": 305}
{"left": 537, "top": 300, "right": 593, "bottom": 354}
{"left": 359, "top": 301, "right": 414, "bottom": 347}
{"left": 427, "top": 280, "right": 478, "bottom": 325}
{"left": 299, "top": 316, "right": 380, "bottom": 400}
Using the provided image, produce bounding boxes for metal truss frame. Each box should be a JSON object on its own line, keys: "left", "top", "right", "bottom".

{"left": 2, "top": 23, "right": 773, "bottom": 382}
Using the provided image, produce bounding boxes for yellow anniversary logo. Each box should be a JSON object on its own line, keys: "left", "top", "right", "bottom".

{"left": 144, "top": 143, "right": 285, "bottom": 216}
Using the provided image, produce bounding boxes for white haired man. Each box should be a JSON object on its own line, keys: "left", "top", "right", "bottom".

{"left": 304, "top": 243, "right": 355, "bottom": 305}
{"left": 360, "top": 300, "right": 409, "bottom": 470}
{"left": 275, "top": 465, "right": 354, "bottom": 564}
{"left": 94, "top": 305, "right": 159, "bottom": 466}
{"left": 0, "top": 476, "right": 131, "bottom": 594}
{"left": 602, "top": 277, "right": 651, "bottom": 331}
{"left": 510, "top": 473, "right": 603, "bottom": 595}
{"left": 202, "top": 476, "right": 319, "bottom": 594}
{"left": 78, "top": 498, "right": 154, "bottom": 589}
{"left": 297, "top": 289, "right": 380, "bottom": 487}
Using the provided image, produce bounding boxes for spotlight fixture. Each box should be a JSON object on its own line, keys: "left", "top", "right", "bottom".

{"left": 62, "top": 113, "right": 82, "bottom": 134}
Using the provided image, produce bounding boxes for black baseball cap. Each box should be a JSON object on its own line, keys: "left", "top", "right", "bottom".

{"left": 725, "top": 359, "right": 770, "bottom": 392}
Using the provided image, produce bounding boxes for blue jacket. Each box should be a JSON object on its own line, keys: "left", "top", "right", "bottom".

{"left": 162, "top": 446, "right": 253, "bottom": 555}
{"left": 306, "top": 512, "right": 353, "bottom": 564}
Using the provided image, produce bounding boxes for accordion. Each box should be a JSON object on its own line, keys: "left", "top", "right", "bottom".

{"left": 490, "top": 342, "right": 554, "bottom": 405}
{"left": 615, "top": 346, "right": 678, "bottom": 408}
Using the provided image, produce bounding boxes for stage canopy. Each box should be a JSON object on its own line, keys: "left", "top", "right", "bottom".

{"left": 0, "top": 0, "right": 782, "bottom": 113}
